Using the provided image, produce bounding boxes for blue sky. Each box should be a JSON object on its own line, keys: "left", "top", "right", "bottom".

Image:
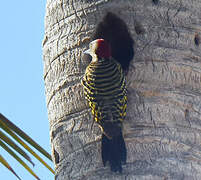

{"left": 0, "top": 1, "right": 54, "bottom": 179}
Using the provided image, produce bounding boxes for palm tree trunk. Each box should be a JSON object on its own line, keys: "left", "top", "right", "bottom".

{"left": 43, "top": 0, "right": 201, "bottom": 179}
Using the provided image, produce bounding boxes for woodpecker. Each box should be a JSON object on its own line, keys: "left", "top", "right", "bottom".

{"left": 82, "top": 39, "right": 127, "bottom": 173}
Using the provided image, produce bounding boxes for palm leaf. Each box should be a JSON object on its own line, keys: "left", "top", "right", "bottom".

{"left": 0, "top": 114, "right": 54, "bottom": 174}
{"left": 0, "top": 113, "right": 52, "bottom": 160}
{"left": 0, "top": 113, "right": 55, "bottom": 179}
{"left": 0, "top": 154, "right": 21, "bottom": 180}
{"left": 0, "top": 139, "right": 40, "bottom": 180}
{"left": 0, "top": 129, "right": 34, "bottom": 166}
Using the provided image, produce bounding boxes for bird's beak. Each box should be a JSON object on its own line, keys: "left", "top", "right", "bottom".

{"left": 84, "top": 49, "right": 91, "bottom": 55}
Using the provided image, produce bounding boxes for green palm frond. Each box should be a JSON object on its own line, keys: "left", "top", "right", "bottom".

{"left": 0, "top": 113, "right": 55, "bottom": 179}
{"left": 0, "top": 154, "right": 21, "bottom": 180}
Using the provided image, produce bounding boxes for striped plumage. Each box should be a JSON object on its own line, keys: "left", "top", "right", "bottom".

{"left": 82, "top": 39, "right": 127, "bottom": 173}
{"left": 82, "top": 58, "right": 127, "bottom": 134}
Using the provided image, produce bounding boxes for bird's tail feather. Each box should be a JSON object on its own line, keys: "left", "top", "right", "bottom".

{"left": 101, "top": 132, "right": 126, "bottom": 173}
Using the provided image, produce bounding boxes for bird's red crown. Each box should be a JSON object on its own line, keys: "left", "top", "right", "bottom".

{"left": 95, "top": 39, "right": 111, "bottom": 59}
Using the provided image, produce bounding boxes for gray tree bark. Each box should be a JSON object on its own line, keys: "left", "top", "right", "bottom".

{"left": 43, "top": 0, "right": 201, "bottom": 179}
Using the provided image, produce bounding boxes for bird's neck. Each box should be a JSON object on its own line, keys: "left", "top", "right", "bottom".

{"left": 92, "top": 54, "right": 111, "bottom": 63}
{"left": 91, "top": 54, "right": 98, "bottom": 62}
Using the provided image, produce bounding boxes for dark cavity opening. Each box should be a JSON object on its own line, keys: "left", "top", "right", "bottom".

{"left": 92, "top": 12, "right": 134, "bottom": 73}
{"left": 54, "top": 149, "right": 60, "bottom": 164}
{"left": 152, "top": 0, "right": 159, "bottom": 5}
{"left": 194, "top": 34, "right": 200, "bottom": 46}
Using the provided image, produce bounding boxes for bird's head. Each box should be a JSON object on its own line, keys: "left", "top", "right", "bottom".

{"left": 84, "top": 39, "right": 111, "bottom": 61}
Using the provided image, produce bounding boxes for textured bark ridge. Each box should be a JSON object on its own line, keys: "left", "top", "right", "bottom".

{"left": 43, "top": 0, "right": 201, "bottom": 179}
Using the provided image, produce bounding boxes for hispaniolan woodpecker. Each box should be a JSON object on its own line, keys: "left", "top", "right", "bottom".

{"left": 82, "top": 39, "right": 127, "bottom": 173}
